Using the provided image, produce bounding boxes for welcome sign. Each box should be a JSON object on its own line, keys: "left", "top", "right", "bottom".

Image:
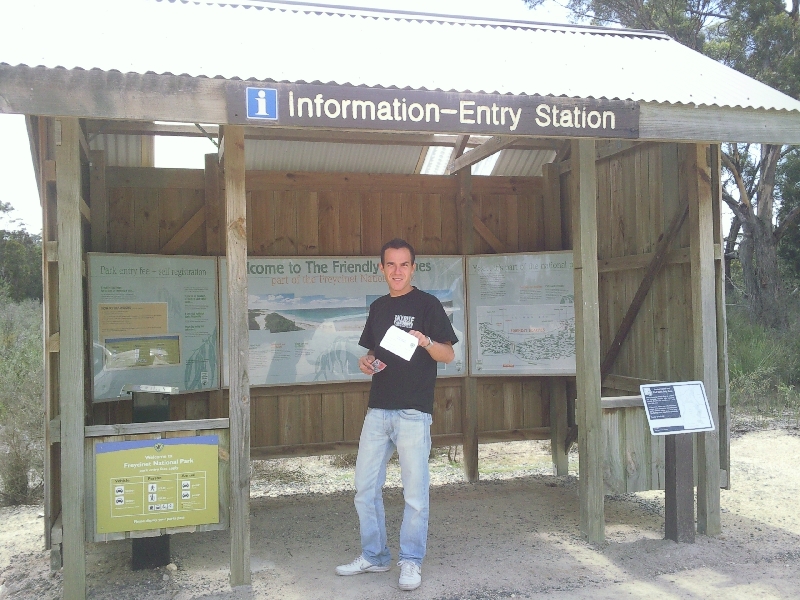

{"left": 227, "top": 82, "right": 639, "bottom": 138}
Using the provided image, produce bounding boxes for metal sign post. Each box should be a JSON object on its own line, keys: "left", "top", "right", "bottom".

{"left": 122, "top": 384, "right": 178, "bottom": 570}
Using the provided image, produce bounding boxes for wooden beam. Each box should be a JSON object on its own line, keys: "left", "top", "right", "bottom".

{"left": 160, "top": 205, "right": 206, "bottom": 255}
{"left": 471, "top": 214, "right": 508, "bottom": 253}
{"left": 79, "top": 196, "right": 91, "bottom": 224}
{"left": 600, "top": 201, "right": 689, "bottom": 379}
{"left": 223, "top": 125, "right": 251, "bottom": 586}
{"left": 85, "top": 418, "right": 229, "bottom": 437}
{"left": 543, "top": 161, "right": 569, "bottom": 475}
{"left": 413, "top": 147, "right": 428, "bottom": 174}
{"left": 89, "top": 150, "right": 108, "bottom": 252}
{"left": 686, "top": 143, "right": 721, "bottom": 536}
{"left": 55, "top": 117, "right": 86, "bottom": 599}
{"left": 45, "top": 240, "right": 58, "bottom": 262}
{"left": 205, "top": 153, "right": 223, "bottom": 256}
{"left": 665, "top": 434, "right": 696, "bottom": 543}
{"left": 571, "top": 138, "right": 604, "bottom": 543}
{"left": 602, "top": 373, "right": 664, "bottom": 394}
{"left": 43, "top": 159, "right": 56, "bottom": 183}
{"left": 47, "top": 332, "right": 60, "bottom": 353}
{"left": 457, "top": 167, "right": 479, "bottom": 483}
{"left": 600, "top": 395, "right": 643, "bottom": 409}
{"left": 446, "top": 135, "right": 516, "bottom": 175}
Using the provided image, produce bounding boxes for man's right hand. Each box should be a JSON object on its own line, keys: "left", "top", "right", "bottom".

{"left": 358, "top": 354, "right": 376, "bottom": 376}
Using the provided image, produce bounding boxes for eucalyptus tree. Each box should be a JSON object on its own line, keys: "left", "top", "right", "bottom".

{"left": 524, "top": 0, "right": 800, "bottom": 328}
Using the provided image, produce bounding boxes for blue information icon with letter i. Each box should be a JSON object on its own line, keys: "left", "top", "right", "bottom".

{"left": 246, "top": 87, "right": 278, "bottom": 120}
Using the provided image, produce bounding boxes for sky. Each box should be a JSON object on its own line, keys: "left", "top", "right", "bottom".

{"left": 0, "top": 0, "right": 572, "bottom": 233}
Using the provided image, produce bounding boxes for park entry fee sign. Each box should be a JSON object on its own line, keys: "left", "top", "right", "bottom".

{"left": 639, "top": 381, "right": 715, "bottom": 435}
{"left": 95, "top": 436, "right": 219, "bottom": 534}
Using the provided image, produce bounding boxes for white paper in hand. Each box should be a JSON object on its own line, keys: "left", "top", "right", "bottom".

{"left": 379, "top": 325, "right": 418, "bottom": 361}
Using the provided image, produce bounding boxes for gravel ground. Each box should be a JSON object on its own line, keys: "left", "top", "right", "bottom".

{"left": 2, "top": 433, "right": 800, "bottom": 599}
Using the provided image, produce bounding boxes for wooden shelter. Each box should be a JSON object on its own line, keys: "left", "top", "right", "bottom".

{"left": 2, "top": 2, "right": 800, "bottom": 598}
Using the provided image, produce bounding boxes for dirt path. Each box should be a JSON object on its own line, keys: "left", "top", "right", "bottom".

{"left": 2, "top": 430, "right": 800, "bottom": 599}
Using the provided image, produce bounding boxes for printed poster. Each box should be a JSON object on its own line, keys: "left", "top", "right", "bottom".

{"left": 88, "top": 253, "right": 220, "bottom": 401}
{"left": 219, "top": 256, "right": 465, "bottom": 386}
{"left": 467, "top": 251, "right": 576, "bottom": 376}
{"left": 94, "top": 436, "right": 219, "bottom": 533}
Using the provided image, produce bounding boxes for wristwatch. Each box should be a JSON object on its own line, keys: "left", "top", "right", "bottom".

{"left": 424, "top": 336, "right": 433, "bottom": 348}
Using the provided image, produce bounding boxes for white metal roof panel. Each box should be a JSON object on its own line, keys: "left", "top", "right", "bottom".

{"left": 244, "top": 139, "right": 422, "bottom": 172}
{"left": 3, "top": 0, "right": 800, "bottom": 114}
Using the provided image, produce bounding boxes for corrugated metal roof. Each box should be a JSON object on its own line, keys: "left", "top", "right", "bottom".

{"left": 3, "top": 0, "right": 799, "bottom": 114}
{"left": 245, "top": 139, "right": 422, "bottom": 172}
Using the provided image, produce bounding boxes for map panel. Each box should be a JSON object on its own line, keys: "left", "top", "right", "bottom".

{"left": 220, "top": 256, "right": 465, "bottom": 386}
{"left": 467, "top": 252, "right": 576, "bottom": 376}
{"left": 88, "top": 253, "right": 220, "bottom": 401}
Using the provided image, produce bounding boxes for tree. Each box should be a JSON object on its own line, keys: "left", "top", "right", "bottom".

{"left": 524, "top": 0, "right": 800, "bottom": 328}
{"left": 0, "top": 202, "right": 42, "bottom": 302}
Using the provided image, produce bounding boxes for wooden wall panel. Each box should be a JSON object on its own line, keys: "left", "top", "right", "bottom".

{"left": 102, "top": 169, "right": 556, "bottom": 451}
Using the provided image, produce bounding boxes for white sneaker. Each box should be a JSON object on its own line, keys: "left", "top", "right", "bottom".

{"left": 335, "top": 555, "right": 391, "bottom": 576}
{"left": 398, "top": 560, "right": 421, "bottom": 591}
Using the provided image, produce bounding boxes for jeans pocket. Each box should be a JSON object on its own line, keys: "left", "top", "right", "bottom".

{"left": 398, "top": 409, "right": 429, "bottom": 423}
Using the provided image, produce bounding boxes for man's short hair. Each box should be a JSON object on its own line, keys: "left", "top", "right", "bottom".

{"left": 380, "top": 238, "right": 416, "bottom": 265}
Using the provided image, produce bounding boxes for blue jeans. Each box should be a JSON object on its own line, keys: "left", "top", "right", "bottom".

{"left": 354, "top": 408, "right": 432, "bottom": 567}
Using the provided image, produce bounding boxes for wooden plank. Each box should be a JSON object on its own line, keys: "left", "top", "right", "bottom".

{"left": 160, "top": 205, "right": 206, "bottom": 254}
{"left": 624, "top": 407, "right": 649, "bottom": 492}
{"left": 107, "top": 166, "right": 205, "bottom": 189}
{"left": 542, "top": 163, "right": 562, "bottom": 252}
{"left": 297, "top": 191, "right": 321, "bottom": 255}
{"left": 571, "top": 138, "right": 604, "bottom": 543}
{"left": 339, "top": 191, "right": 362, "bottom": 254}
{"left": 359, "top": 191, "right": 382, "bottom": 256}
{"left": 600, "top": 395, "right": 643, "bottom": 409}
{"left": 600, "top": 201, "right": 689, "bottom": 379}
{"left": 318, "top": 191, "right": 340, "bottom": 255}
{"left": 273, "top": 190, "right": 298, "bottom": 255}
{"left": 446, "top": 135, "right": 516, "bottom": 175}
{"left": 89, "top": 150, "right": 108, "bottom": 252}
{"left": 321, "top": 393, "right": 344, "bottom": 442}
{"left": 549, "top": 378, "right": 569, "bottom": 475}
{"left": 343, "top": 391, "right": 368, "bottom": 441}
{"left": 687, "top": 143, "right": 721, "bottom": 536}
{"left": 603, "top": 409, "right": 625, "bottom": 494}
{"left": 472, "top": 214, "right": 508, "bottom": 253}
{"left": 502, "top": 382, "right": 523, "bottom": 430}
{"left": 84, "top": 418, "right": 229, "bottom": 437}
{"left": 421, "top": 193, "right": 443, "bottom": 254}
{"left": 597, "top": 247, "right": 693, "bottom": 272}
{"left": 603, "top": 374, "right": 664, "bottom": 394}
{"left": 401, "top": 191, "right": 422, "bottom": 250}
{"left": 223, "top": 125, "right": 251, "bottom": 586}
{"left": 665, "top": 433, "right": 695, "bottom": 542}
{"left": 478, "top": 428, "right": 550, "bottom": 443}
{"left": 205, "top": 153, "right": 222, "bottom": 255}
{"left": 55, "top": 117, "right": 86, "bottom": 599}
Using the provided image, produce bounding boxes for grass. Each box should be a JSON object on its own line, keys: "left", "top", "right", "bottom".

{"left": 727, "top": 301, "right": 800, "bottom": 432}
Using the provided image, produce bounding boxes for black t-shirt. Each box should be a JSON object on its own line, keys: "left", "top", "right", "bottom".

{"left": 358, "top": 287, "right": 459, "bottom": 414}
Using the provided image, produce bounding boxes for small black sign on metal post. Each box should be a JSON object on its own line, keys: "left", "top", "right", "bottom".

{"left": 640, "top": 382, "right": 715, "bottom": 544}
{"left": 123, "top": 384, "right": 179, "bottom": 570}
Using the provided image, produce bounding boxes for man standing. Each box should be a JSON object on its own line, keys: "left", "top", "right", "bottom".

{"left": 335, "top": 238, "right": 458, "bottom": 591}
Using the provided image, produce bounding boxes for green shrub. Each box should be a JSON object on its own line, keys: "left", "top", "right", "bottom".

{"left": 0, "top": 292, "right": 44, "bottom": 504}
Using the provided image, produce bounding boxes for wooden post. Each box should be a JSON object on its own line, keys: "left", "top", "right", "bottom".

{"left": 710, "top": 144, "right": 731, "bottom": 489}
{"left": 458, "top": 168, "right": 479, "bottom": 483}
{"left": 89, "top": 150, "right": 108, "bottom": 252}
{"left": 55, "top": 117, "right": 86, "bottom": 599}
{"left": 543, "top": 162, "right": 569, "bottom": 475}
{"left": 223, "top": 126, "right": 252, "bottom": 585}
{"left": 686, "top": 144, "right": 721, "bottom": 535}
{"left": 664, "top": 433, "right": 695, "bottom": 542}
{"left": 571, "top": 139, "right": 604, "bottom": 543}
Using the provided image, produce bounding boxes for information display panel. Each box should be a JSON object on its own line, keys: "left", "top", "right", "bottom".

{"left": 94, "top": 435, "right": 220, "bottom": 534}
{"left": 220, "top": 256, "right": 465, "bottom": 386}
{"left": 88, "top": 253, "right": 220, "bottom": 401}
{"left": 467, "top": 251, "right": 575, "bottom": 376}
{"left": 640, "top": 381, "right": 715, "bottom": 435}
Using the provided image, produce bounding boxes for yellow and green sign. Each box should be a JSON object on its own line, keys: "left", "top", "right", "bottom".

{"left": 95, "top": 436, "right": 219, "bottom": 534}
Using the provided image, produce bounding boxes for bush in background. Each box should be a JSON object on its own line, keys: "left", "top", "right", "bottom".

{"left": 0, "top": 287, "right": 44, "bottom": 504}
{"left": 727, "top": 298, "right": 800, "bottom": 430}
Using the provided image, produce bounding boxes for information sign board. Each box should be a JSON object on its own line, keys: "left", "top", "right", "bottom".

{"left": 467, "top": 251, "right": 575, "bottom": 376}
{"left": 88, "top": 254, "right": 220, "bottom": 401}
{"left": 94, "top": 435, "right": 220, "bottom": 534}
{"left": 220, "top": 256, "right": 466, "bottom": 386}
{"left": 639, "top": 381, "right": 715, "bottom": 435}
